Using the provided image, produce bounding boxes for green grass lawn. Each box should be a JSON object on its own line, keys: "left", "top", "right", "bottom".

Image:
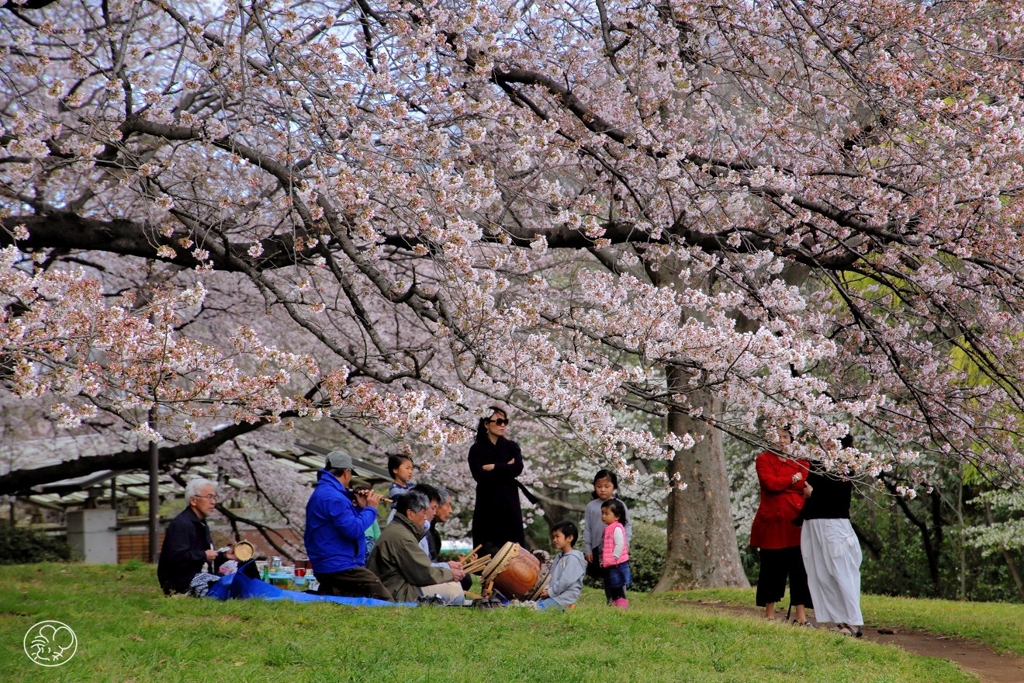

{"left": 673, "top": 587, "right": 1024, "bottom": 656}
{"left": 0, "top": 564, "right": 986, "bottom": 683}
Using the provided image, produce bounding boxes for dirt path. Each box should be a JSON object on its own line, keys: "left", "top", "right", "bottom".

{"left": 677, "top": 598, "right": 1024, "bottom": 683}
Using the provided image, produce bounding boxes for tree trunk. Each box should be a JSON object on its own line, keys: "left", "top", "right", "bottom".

{"left": 984, "top": 501, "right": 1024, "bottom": 602}
{"left": 654, "top": 378, "right": 750, "bottom": 591}
{"left": 533, "top": 487, "right": 586, "bottom": 530}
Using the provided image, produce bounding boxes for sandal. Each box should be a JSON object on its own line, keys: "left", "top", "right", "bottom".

{"left": 835, "top": 624, "right": 857, "bottom": 636}
{"left": 791, "top": 620, "right": 815, "bottom": 628}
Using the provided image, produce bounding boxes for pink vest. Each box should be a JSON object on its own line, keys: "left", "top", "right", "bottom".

{"left": 602, "top": 521, "right": 629, "bottom": 566}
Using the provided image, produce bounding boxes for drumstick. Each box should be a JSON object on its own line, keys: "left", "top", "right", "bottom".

{"left": 462, "top": 555, "right": 492, "bottom": 574}
{"left": 462, "top": 561, "right": 484, "bottom": 574}
{"left": 460, "top": 544, "right": 483, "bottom": 563}
{"left": 462, "top": 559, "right": 487, "bottom": 574}
{"left": 463, "top": 553, "right": 491, "bottom": 567}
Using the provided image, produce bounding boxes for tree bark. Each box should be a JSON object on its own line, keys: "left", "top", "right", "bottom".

{"left": 654, "top": 379, "right": 750, "bottom": 591}
{"left": 533, "top": 486, "right": 586, "bottom": 529}
{"left": 984, "top": 501, "right": 1024, "bottom": 602}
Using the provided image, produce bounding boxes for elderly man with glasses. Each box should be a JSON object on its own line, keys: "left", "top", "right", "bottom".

{"left": 367, "top": 489, "right": 466, "bottom": 604}
{"left": 157, "top": 477, "right": 236, "bottom": 596}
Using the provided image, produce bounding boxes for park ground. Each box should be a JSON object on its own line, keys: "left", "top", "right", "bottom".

{"left": 3, "top": 563, "right": 1024, "bottom": 682}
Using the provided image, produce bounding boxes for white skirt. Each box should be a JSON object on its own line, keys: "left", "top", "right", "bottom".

{"left": 801, "top": 518, "right": 863, "bottom": 625}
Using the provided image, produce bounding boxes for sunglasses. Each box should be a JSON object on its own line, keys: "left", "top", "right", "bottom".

{"left": 488, "top": 418, "right": 509, "bottom": 426}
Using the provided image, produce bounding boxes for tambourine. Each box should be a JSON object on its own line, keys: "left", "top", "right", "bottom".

{"left": 233, "top": 540, "right": 255, "bottom": 562}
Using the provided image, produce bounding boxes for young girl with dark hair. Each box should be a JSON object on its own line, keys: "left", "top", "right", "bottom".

{"left": 385, "top": 453, "right": 415, "bottom": 524}
{"left": 583, "top": 469, "right": 632, "bottom": 580}
{"left": 600, "top": 498, "right": 631, "bottom": 608}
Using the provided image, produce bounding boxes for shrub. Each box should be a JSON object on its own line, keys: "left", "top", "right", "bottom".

{"left": 584, "top": 520, "right": 666, "bottom": 592}
{"left": 628, "top": 521, "right": 667, "bottom": 592}
{"left": 0, "top": 525, "right": 72, "bottom": 564}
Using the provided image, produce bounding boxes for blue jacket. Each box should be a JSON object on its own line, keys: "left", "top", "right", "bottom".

{"left": 305, "top": 469, "right": 379, "bottom": 574}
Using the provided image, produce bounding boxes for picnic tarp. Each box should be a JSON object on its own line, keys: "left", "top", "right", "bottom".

{"left": 206, "top": 563, "right": 416, "bottom": 607}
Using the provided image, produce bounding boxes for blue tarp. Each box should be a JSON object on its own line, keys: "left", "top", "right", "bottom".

{"left": 206, "top": 564, "right": 416, "bottom": 607}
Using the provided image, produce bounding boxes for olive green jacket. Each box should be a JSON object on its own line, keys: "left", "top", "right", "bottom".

{"left": 367, "top": 512, "right": 453, "bottom": 602}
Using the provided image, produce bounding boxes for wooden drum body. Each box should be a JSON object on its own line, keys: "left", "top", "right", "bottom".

{"left": 480, "top": 542, "right": 550, "bottom": 601}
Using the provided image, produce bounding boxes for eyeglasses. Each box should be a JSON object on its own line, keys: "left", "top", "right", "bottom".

{"left": 192, "top": 494, "right": 218, "bottom": 501}
{"left": 488, "top": 418, "right": 509, "bottom": 426}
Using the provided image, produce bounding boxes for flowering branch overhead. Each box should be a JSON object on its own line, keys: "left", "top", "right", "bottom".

{"left": 2, "top": 0, "right": 1024, "bottom": 512}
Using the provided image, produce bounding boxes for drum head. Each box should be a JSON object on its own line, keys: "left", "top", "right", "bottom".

{"left": 233, "top": 541, "right": 255, "bottom": 562}
{"left": 480, "top": 542, "right": 518, "bottom": 582}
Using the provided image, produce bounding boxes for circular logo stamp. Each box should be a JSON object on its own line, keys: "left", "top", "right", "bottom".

{"left": 23, "top": 620, "right": 78, "bottom": 667}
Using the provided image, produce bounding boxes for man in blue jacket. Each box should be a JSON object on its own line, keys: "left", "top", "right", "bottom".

{"left": 305, "top": 450, "right": 393, "bottom": 600}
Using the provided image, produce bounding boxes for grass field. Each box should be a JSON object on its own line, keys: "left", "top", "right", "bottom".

{"left": 674, "top": 587, "right": 1024, "bottom": 657}
{"left": 0, "top": 563, "right": 1004, "bottom": 683}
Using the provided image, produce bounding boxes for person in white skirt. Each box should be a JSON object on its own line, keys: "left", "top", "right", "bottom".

{"left": 799, "top": 437, "right": 864, "bottom": 636}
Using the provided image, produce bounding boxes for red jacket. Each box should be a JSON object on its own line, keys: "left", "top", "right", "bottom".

{"left": 749, "top": 451, "right": 809, "bottom": 550}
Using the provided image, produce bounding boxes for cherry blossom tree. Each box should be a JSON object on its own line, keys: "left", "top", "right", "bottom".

{"left": 3, "top": 0, "right": 1024, "bottom": 589}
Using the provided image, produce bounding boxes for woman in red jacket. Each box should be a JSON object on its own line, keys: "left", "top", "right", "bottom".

{"left": 750, "top": 427, "right": 813, "bottom": 625}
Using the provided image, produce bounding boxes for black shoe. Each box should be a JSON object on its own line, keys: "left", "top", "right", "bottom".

{"left": 417, "top": 595, "right": 446, "bottom": 606}
{"left": 474, "top": 597, "right": 503, "bottom": 610}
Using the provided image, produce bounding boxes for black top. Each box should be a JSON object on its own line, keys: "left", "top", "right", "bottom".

{"left": 157, "top": 506, "right": 226, "bottom": 595}
{"left": 468, "top": 436, "right": 526, "bottom": 555}
{"left": 425, "top": 523, "right": 442, "bottom": 562}
{"left": 801, "top": 461, "right": 853, "bottom": 520}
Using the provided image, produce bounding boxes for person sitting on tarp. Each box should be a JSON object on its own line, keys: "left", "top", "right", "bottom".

{"left": 305, "top": 450, "right": 393, "bottom": 601}
{"left": 158, "top": 478, "right": 237, "bottom": 596}
{"left": 367, "top": 489, "right": 466, "bottom": 605}
{"left": 418, "top": 484, "right": 473, "bottom": 592}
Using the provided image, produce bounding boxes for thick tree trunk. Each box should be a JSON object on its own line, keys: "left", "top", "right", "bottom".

{"left": 984, "top": 501, "right": 1024, "bottom": 602}
{"left": 654, "top": 379, "right": 750, "bottom": 592}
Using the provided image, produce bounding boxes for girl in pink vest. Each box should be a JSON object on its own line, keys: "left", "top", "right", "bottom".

{"left": 600, "top": 499, "right": 631, "bottom": 609}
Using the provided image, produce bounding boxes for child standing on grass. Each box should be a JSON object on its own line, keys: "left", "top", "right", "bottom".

{"left": 535, "top": 521, "right": 587, "bottom": 611}
{"left": 584, "top": 469, "right": 632, "bottom": 581}
{"left": 386, "top": 454, "right": 415, "bottom": 524}
{"left": 601, "top": 499, "right": 631, "bottom": 609}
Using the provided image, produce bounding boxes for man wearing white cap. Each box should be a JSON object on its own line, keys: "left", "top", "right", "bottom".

{"left": 304, "top": 450, "right": 393, "bottom": 600}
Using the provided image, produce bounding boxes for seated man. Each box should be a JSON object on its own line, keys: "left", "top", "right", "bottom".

{"left": 416, "top": 484, "right": 473, "bottom": 591}
{"left": 305, "top": 450, "right": 393, "bottom": 601}
{"left": 157, "top": 478, "right": 236, "bottom": 596}
{"left": 367, "top": 490, "right": 466, "bottom": 604}
{"left": 410, "top": 483, "right": 443, "bottom": 561}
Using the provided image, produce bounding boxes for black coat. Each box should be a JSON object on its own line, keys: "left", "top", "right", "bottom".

{"left": 157, "top": 506, "right": 225, "bottom": 595}
{"left": 425, "top": 523, "right": 442, "bottom": 561}
{"left": 468, "top": 437, "right": 526, "bottom": 554}
{"left": 802, "top": 461, "right": 854, "bottom": 520}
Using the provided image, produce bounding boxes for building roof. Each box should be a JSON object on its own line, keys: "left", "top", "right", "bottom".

{"left": 266, "top": 442, "right": 392, "bottom": 486}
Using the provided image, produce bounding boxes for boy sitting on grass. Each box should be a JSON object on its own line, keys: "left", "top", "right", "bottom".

{"left": 535, "top": 521, "right": 587, "bottom": 610}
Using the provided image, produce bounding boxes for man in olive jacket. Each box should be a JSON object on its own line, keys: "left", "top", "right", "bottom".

{"left": 367, "top": 490, "right": 466, "bottom": 605}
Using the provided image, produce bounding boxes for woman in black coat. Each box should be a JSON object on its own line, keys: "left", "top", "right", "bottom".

{"left": 468, "top": 407, "right": 526, "bottom": 556}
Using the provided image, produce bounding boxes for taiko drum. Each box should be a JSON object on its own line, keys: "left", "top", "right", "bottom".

{"left": 480, "top": 542, "right": 551, "bottom": 601}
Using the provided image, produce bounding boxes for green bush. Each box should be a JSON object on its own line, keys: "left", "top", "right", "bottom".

{"left": 0, "top": 525, "right": 72, "bottom": 564}
{"left": 628, "top": 521, "right": 667, "bottom": 592}
{"left": 584, "top": 520, "right": 666, "bottom": 592}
